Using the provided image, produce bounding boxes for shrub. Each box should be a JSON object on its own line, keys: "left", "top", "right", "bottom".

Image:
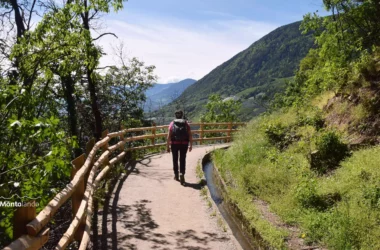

{"left": 295, "top": 177, "right": 341, "bottom": 211}
{"left": 295, "top": 177, "right": 318, "bottom": 208}
{"left": 310, "top": 131, "right": 350, "bottom": 174}
{"left": 264, "top": 123, "right": 299, "bottom": 150}
{"left": 297, "top": 111, "right": 324, "bottom": 130}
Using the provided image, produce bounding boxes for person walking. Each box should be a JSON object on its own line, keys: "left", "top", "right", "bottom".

{"left": 166, "top": 110, "right": 193, "bottom": 185}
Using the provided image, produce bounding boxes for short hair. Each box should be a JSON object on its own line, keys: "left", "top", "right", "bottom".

{"left": 175, "top": 110, "right": 183, "bottom": 119}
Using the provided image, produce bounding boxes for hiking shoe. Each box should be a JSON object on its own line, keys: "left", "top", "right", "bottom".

{"left": 180, "top": 174, "right": 185, "bottom": 185}
{"left": 174, "top": 173, "right": 179, "bottom": 181}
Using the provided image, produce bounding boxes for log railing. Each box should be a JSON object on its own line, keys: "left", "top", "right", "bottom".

{"left": 4, "top": 122, "right": 245, "bottom": 250}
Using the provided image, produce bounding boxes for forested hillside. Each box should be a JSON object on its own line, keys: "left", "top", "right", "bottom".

{"left": 214, "top": 0, "right": 380, "bottom": 249}
{"left": 155, "top": 20, "right": 314, "bottom": 120}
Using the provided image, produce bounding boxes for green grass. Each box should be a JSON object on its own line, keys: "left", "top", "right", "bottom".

{"left": 196, "top": 161, "right": 204, "bottom": 179}
{"left": 200, "top": 186, "right": 208, "bottom": 198}
{"left": 217, "top": 216, "right": 227, "bottom": 232}
{"left": 351, "top": 103, "right": 369, "bottom": 125}
{"left": 213, "top": 107, "right": 380, "bottom": 249}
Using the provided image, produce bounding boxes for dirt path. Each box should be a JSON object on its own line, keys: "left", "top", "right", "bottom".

{"left": 96, "top": 145, "right": 238, "bottom": 250}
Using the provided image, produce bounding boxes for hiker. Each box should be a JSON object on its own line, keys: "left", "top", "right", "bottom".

{"left": 166, "top": 110, "right": 193, "bottom": 185}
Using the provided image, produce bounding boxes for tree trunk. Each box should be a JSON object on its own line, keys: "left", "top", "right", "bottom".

{"left": 87, "top": 70, "right": 102, "bottom": 141}
{"left": 9, "top": 0, "right": 26, "bottom": 39}
{"left": 62, "top": 75, "right": 83, "bottom": 157}
{"left": 81, "top": 3, "right": 102, "bottom": 141}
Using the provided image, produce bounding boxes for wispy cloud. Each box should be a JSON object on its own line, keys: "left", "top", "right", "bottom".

{"left": 198, "top": 10, "right": 241, "bottom": 19}
{"left": 97, "top": 12, "right": 278, "bottom": 83}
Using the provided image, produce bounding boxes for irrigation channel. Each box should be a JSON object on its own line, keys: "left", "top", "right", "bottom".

{"left": 202, "top": 152, "right": 266, "bottom": 250}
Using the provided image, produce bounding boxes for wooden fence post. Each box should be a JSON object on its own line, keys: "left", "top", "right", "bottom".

{"left": 13, "top": 201, "right": 36, "bottom": 239}
{"left": 200, "top": 122, "right": 204, "bottom": 145}
{"left": 85, "top": 138, "right": 95, "bottom": 156}
{"left": 101, "top": 129, "right": 110, "bottom": 166}
{"left": 92, "top": 129, "right": 110, "bottom": 249}
{"left": 71, "top": 154, "right": 86, "bottom": 241}
{"left": 84, "top": 137, "right": 96, "bottom": 244}
{"left": 151, "top": 122, "right": 156, "bottom": 146}
{"left": 120, "top": 125, "right": 125, "bottom": 152}
{"left": 85, "top": 138, "right": 95, "bottom": 186}
{"left": 101, "top": 129, "right": 109, "bottom": 152}
{"left": 227, "top": 122, "right": 232, "bottom": 143}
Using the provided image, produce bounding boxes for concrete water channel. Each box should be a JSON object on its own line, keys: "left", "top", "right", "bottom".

{"left": 202, "top": 153, "right": 266, "bottom": 250}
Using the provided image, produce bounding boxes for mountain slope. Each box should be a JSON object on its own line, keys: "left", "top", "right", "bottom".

{"left": 158, "top": 20, "right": 314, "bottom": 120}
{"left": 145, "top": 78, "right": 196, "bottom": 111}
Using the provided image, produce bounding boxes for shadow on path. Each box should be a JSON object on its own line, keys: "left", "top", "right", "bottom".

{"left": 119, "top": 199, "right": 169, "bottom": 248}
{"left": 183, "top": 181, "right": 207, "bottom": 190}
{"left": 98, "top": 159, "right": 139, "bottom": 250}
{"left": 168, "top": 230, "right": 229, "bottom": 250}
{"left": 96, "top": 155, "right": 228, "bottom": 250}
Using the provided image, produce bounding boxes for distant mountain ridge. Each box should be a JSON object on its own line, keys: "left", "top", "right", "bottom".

{"left": 144, "top": 78, "right": 196, "bottom": 111}
{"left": 156, "top": 20, "right": 315, "bottom": 120}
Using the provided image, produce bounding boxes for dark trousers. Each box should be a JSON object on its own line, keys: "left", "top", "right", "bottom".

{"left": 171, "top": 144, "right": 188, "bottom": 175}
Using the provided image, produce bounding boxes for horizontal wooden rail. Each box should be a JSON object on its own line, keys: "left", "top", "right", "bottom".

{"left": 5, "top": 121, "right": 245, "bottom": 250}
{"left": 3, "top": 229, "right": 49, "bottom": 250}
{"left": 201, "top": 136, "right": 232, "bottom": 141}
{"left": 124, "top": 134, "right": 155, "bottom": 142}
{"left": 125, "top": 143, "right": 166, "bottom": 151}
{"left": 193, "top": 136, "right": 232, "bottom": 142}
{"left": 155, "top": 125, "right": 169, "bottom": 129}
{"left": 197, "top": 129, "right": 239, "bottom": 134}
{"left": 155, "top": 133, "right": 168, "bottom": 138}
{"left": 190, "top": 122, "right": 246, "bottom": 126}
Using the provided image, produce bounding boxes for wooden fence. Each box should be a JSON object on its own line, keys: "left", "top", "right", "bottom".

{"left": 4, "top": 122, "right": 245, "bottom": 250}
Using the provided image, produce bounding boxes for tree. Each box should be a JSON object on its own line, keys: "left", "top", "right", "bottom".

{"left": 0, "top": 0, "right": 149, "bottom": 247}
{"left": 99, "top": 57, "right": 156, "bottom": 131}
{"left": 281, "top": 0, "right": 380, "bottom": 106}
{"left": 76, "top": 0, "right": 124, "bottom": 140}
{"left": 201, "top": 94, "right": 241, "bottom": 123}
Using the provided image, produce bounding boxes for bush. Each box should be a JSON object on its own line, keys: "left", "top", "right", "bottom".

{"left": 295, "top": 177, "right": 341, "bottom": 211}
{"left": 297, "top": 111, "right": 324, "bottom": 130}
{"left": 294, "top": 177, "right": 318, "bottom": 208}
{"left": 310, "top": 131, "right": 350, "bottom": 174}
{"left": 264, "top": 123, "right": 299, "bottom": 150}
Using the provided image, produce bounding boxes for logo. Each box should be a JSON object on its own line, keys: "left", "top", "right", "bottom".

{"left": 0, "top": 195, "right": 41, "bottom": 207}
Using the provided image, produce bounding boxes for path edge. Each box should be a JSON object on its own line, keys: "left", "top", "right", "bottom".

{"left": 196, "top": 145, "right": 244, "bottom": 250}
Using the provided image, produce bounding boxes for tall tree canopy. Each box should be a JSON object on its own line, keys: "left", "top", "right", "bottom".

{"left": 277, "top": 0, "right": 380, "bottom": 107}
{"left": 0, "top": 0, "right": 156, "bottom": 246}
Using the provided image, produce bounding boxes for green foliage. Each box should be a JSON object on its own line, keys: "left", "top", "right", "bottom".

{"left": 295, "top": 176, "right": 341, "bottom": 211}
{"left": 299, "top": 146, "right": 380, "bottom": 249}
{"left": 214, "top": 105, "right": 380, "bottom": 248}
{"left": 0, "top": 115, "right": 72, "bottom": 241}
{"left": 296, "top": 110, "right": 324, "bottom": 130}
{"left": 200, "top": 94, "right": 241, "bottom": 123}
{"left": 210, "top": 2, "right": 380, "bottom": 249}
{"left": 200, "top": 94, "right": 241, "bottom": 139}
{"left": 100, "top": 58, "right": 157, "bottom": 132}
{"left": 279, "top": 1, "right": 380, "bottom": 108}
{"left": 310, "top": 130, "right": 350, "bottom": 174}
{"left": 0, "top": 0, "right": 155, "bottom": 247}
{"left": 264, "top": 123, "right": 299, "bottom": 150}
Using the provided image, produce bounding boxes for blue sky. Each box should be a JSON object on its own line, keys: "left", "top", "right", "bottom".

{"left": 98, "top": 0, "right": 328, "bottom": 83}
